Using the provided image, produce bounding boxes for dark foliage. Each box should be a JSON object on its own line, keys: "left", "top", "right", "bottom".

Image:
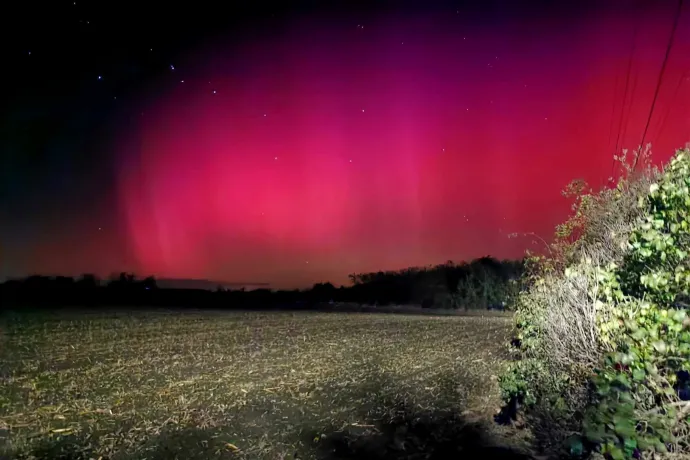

{"left": 1, "top": 257, "right": 524, "bottom": 311}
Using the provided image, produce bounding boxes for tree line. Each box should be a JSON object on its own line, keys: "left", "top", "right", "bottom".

{"left": 0, "top": 256, "right": 524, "bottom": 310}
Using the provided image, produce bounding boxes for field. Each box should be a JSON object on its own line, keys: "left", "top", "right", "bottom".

{"left": 0, "top": 309, "right": 529, "bottom": 459}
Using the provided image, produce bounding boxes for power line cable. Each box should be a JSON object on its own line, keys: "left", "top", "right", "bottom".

{"left": 635, "top": 0, "right": 684, "bottom": 170}
{"left": 610, "top": 13, "right": 639, "bottom": 183}
{"left": 619, "top": 72, "right": 639, "bottom": 155}
{"left": 654, "top": 70, "right": 686, "bottom": 140}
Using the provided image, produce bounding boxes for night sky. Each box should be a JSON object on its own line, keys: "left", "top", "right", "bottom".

{"left": 2, "top": 1, "right": 690, "bottom": 289}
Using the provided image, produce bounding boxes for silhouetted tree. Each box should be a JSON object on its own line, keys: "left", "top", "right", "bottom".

{"left": 142, "top": 276, "right": 157, "bottom": 290}
{"left": 77, "top": 274, "right": 99, "bottom": 288}
{"left": 1, "top": 256, "right": 523, "bottom": 311}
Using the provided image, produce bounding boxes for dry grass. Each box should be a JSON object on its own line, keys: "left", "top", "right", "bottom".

{"left": 0, "top": 309, "right": 528, "bottom": 459}
{"left": 541, "top": 256, "right": 609, "bottom": 372}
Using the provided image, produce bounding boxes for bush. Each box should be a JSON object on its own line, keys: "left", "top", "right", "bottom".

{"left": 500, "top": 254, "right": 612, "bottom": 452}
{"left": 581, "top": 149, "right": 690, "bottom": 459}
{"left": 498, "top": 146, "right": 690, "bottom": 458}
{"left": 553, "top": 146, "right": 659, "bottom": 270}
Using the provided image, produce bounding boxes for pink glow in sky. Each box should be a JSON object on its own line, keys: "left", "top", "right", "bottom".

{"left": 117, "top": 7, "right": 690, "bottom": 288}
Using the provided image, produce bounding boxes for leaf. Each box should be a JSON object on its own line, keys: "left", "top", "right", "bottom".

{"left": 673, "top": 309, "right": 687, "bottom": 322}
{"left": 608, "top": 445, "right": 625, "bottom": 460}
{"left": 614, "top": 416, "right": 636, "bottom": 438}
{"left": 655, "top": 441, "right": 668, "bottom": 453}
{"left": 583, "top": 418, "right": 607, "bottom": 443}
{"left": 631, "top": 328, "right": 647, "bottom": 340}
{"left": 613, "top": 373, "right": 631, "bottom": 389}
{"left": 623, "top": 437, "right": 638, "bottom": 457}
{"left": 637, "top": 436, "right": 654, "bottom": 451}
{"left": 652, "top": 340, "right": 667, "bottom": 353}
{"left": 632, "top": 368, "right": 646, "bottom": 382}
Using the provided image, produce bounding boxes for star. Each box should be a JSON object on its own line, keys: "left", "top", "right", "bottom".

{"left": 213, "top": 90, "right": 217, "bottom": 94}
{"left": 98, "top": 75, "right": 102, "bottom": 80}
{"left": 274, "top": 156, "right": 278, "bottom": 160}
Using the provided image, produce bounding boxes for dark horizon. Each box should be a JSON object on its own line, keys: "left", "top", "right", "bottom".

{"left": 1, "top": 252, "right": 518, "bottom": 291}
{"left": 0, "top": 275, "right": 271, "bottom": 291}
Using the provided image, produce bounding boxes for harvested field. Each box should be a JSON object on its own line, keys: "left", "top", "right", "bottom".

{"left": 0, "top": 309, "right": 530, "bottom": 459}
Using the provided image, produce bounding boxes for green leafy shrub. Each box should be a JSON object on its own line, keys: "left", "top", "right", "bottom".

{"left": 497, "top": 146, "right": 690, "bottom": 457}
{"left": 500, "top": 256, "right": 614, "bottom": 452}
{"left": 580, "top": 149, "right": 690, "bottom": 458}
